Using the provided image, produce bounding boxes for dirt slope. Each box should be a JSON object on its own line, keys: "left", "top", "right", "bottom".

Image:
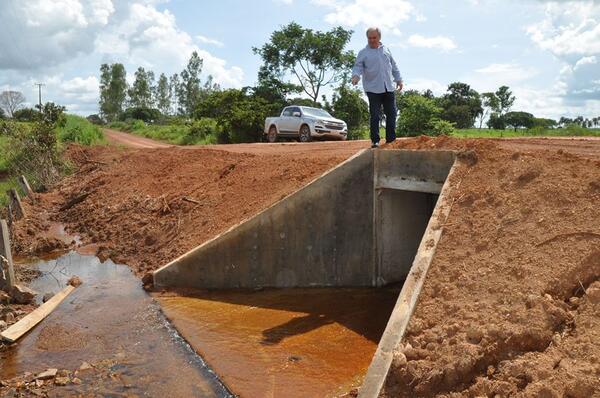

{"left": 383, "top": 136, "right": 600, "bottom": 397}
{"left": 12, "top": 144, "right": 353, "bottom": 276}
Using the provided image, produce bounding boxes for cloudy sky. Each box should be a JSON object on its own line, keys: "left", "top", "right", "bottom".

{"left": 1, "top": 0, "right": 599, "bottom": 120}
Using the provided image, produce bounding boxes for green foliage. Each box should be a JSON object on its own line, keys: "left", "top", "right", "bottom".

{"left": 13, "top": 107, "right": 39, "bottom": 122}
{"left": 324, "top": 83, "right": 368, "bottom": 139}
{"left": 155, "top": 73, "right": 172, "bottom": 116}
{"left": 563, "top": 123, "right": 588, "bottom": 136}
{"left": 99, "top": 63, "right": 128, "bottom": 122}
{"left": 430, "top": 119, "right": 456, "bottom": 136}
{"left": 397, "top": 92, "right": 443, "bottom": 136}
{"left": 58, "top": 114, "right": 105, "bottom": 145}
{"left": 0, "top": 107, "right": 4, "bottom": 119}
{"left": 504, "top": 111, "right": 534, "bottom": 131}
{"left": 181, "top": 118, "right": 221, "bottom": 145}
{"left": 128, "top": 67, "right": 155, "bottom": 109}
{"left": 86, "top": 114, "right": 103, "bottom": 125}
{"left": 532, "top": 117, "right": 557, "bottom": 129}
{"left": 254, "top": 22, "right": 355, "bottom": 104}
{"left": 120, "top": 107, "right": 162, "bottom": 123}
{"left": 487, "top": 113, "right": 506, "bottom": 130}
{"left": 495, "top": 86, "right": 515, "bottom": 115}
{"left": 3, "top": 102, "right": 69, "bottom": 191}
{"left": 437, "top": 82, "right": 482, "bottom": 129}
{"left": 177, "top": 51, "right": 204, "bottom": 117}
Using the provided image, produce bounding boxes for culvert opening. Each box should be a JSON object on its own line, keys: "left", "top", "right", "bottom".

{"left": 153, "top": 149, "right": 457, "bottom": 398}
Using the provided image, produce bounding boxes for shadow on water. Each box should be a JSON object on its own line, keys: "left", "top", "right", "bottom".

{"left": 0, "top": 251, "right": 231, "bottom": 397}
{"left": 155, "top": 286, "right": 401, "bottom": 398}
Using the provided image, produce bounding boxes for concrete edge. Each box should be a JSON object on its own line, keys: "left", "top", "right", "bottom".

{"left": 152, "top": 148, "right": 371, "bottom": 282}
{"left": 358, "top": 155, "right": 462, "bottom": 398}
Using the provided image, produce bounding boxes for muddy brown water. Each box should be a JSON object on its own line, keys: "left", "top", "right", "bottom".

{"left": 156, "top": 287, "right": 400, "bottom": 398}
{"left": 0, "top": 252, "right": 231, "bottom": 397}
{"left": 1, "top": 252, "right": 399, "bottom": 397}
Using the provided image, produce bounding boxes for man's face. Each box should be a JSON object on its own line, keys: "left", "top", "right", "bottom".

{"left": 367, "top": 31, "right": 380, "bottom": 48}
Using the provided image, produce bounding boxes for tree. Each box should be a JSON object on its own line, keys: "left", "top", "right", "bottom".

{"left": 397, "top": 91, "right": 444, "bottom": 136}
{"left": 0, "top": 90, "right": 26, "bottom": 118}
{"left": 532, "top": 118, "right": 556, "bottom": 129}
{"left": 169, "top": 73, "right": 180, "bottom": 116}
{"left": 120, "top": 106, "right": 161, "bottom": 122}
{"left": 495, "top": 86, "right": 515, "bottom": 115}
{"left": 478, "top": 92, "right": 499, "bottom": 129}
{"left": 323, "top": 83, "right": 368, "bottom": 138}
{"left": 177, "top": 51, "right": 204, "bottom": 117}
{"left": 99, "top": 63, "right": 127, "bottom": 122}
{"left": 253, "top": 22, "right": 354, "bottom": 105}
{"left": 487, "top": 113, "right": 506, "bottom": 130}
{"left": 504, "top": 111, "right": 534, "bottom": 131}
{"left": 154, "top": 73, "right": 171, "bottom": 116}
{"left": 0, "top": 107, "right": 5, "bottom": 119}
{"left": 13, "top": 107, "right": 39, "bottom": 122}
{"left": 438, "top": 82, "right": 482, "bottom": 129}
{"left": 128, "top": 67, "right": 155, "bottom": 109}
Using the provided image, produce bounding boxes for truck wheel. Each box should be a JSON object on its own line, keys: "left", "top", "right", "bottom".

{"left": 299, "top": 124, "right": 312, "bottom": 142}
{"left": 267, "top": 126, "right": 278, "bottom": 143}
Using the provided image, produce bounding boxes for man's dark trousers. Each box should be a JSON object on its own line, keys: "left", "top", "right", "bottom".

{"left": 366, "top": 91, "right": 397, "bottom": 144}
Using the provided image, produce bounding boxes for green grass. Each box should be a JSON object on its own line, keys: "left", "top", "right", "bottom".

{"left": 452, "top": 126, "right": 600, "bottom": 138}
{"left": 0, "top": 178, "right": 20, "bottom": 207}
{"left": 58, "top": 114, "right": 105, "bottom": 145}
{"left": 108, "top": 119, "right": 220, "bottom": 145}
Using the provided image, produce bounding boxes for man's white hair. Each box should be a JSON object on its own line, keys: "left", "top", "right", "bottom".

{"left": 366, "top": 27, "right": 381, "bottom": 38}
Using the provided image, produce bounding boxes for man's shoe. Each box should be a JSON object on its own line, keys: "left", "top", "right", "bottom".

{"left": 371, "top": 142, "right": 379, "bottom": 149}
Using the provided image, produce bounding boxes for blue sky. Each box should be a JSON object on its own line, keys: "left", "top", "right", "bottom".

{"left": 1, "top": 0, "right": 599, "bottom": 120}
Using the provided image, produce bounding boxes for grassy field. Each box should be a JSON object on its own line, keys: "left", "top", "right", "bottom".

{"left": 451, "top": 126, "right": 600, "bottom": 138}
{"left": 108, "top": 119, "right": 220, "bottom": 145}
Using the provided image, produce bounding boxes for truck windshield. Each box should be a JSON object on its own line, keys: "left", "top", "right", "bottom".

{"left": 301, "top": 107, "right": 333, "bottom": 118}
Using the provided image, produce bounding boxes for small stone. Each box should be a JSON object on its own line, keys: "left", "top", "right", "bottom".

{"left": 42, "top": 293, "right": 54, "bottom": 303}
{"left": 79, "top": 362, "right": 92, "bottom": 371}
{"left": 466, "top": 327, "right": 484, "bottom": 344}
{"left": 67, "top": 276, "right": 83, "bottom": 287}
{"left": 392, "top": 352, "right": 408, "bottom": 368}
{"left": 0, "top": 320, "right": 7, "bottom": 330}
{"left": 36, "top": 369, "right": 58, "bottom": 380}
{"left": 57, "top": 369, "right": 69, "bottom": 377}
{"left": 10, "top": 284, "right": 37, "bottom": 305}
{"left": 71, "top": 377, "right": 82, "bottom": 385}
{"left": 0, "top": 291, "right": 10, "bottom": 305}
{"left": 54, "top": 376, "right": 69, "bottom": 386}
{"left": 585, "top": 283, "right": 600, "bottom": 304}
{"left": 35, "top": 379, "right": 44, "bottom": 387}
{"left": 3, "top": 312, "right": 15, "bottom": 324}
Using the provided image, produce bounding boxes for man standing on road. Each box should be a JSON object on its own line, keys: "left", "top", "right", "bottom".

{"left": 351, "top": 27, "right": 403, "bottom": 148}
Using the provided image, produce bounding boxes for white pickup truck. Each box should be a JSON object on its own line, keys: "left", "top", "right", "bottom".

{"left": 264, "top": 106, "right": 348, "bottom": 143}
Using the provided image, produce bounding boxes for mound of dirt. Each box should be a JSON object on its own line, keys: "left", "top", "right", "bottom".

{"left": 383, "top": 136, "right": 600, "bottom": 397}
{"left": 12, "top": 144, "right": 350, "bottom": 277}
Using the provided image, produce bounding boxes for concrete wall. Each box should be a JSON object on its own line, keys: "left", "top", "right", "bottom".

{"left": 154, "top": 150, "right": 374, "bottom": 289}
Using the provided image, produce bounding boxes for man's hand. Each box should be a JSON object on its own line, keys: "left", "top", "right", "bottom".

{"left": 351, "top": 75, "right": 360, "bottom": 86}
{"left": 396, "top": 81, "right": 403, "bottom": 91}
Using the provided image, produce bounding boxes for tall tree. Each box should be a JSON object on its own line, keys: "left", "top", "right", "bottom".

{"left": 253, "top": 22, "right": 355, "bottom": 105}
{"left": 99, "top": 63, "right": 127, "bottom": 122}
{"left": 324, "top": 83, "right": 369, "bottom": 139}
{"left": 169, "top": 73, "right": 180, "bottom": 115}
{"left": 128, "top": 67, "right": 155, "bottom": 109}
{"left": 478, "top": 92, "right": 499, "bottom": 129}
{"left": 177, "top": 51, "right": 204, "bottom": 117}
{"left": 155, "top": 73, "right": 172, "bottom": 116}
{"left": 0, "top": 90, "right": 26, "bottom": 118}
{"left": 438, "top": 82, "right": 482, "bottom": 129}
{"left": 495, "top": 86, "right": 515, "bottom": 116}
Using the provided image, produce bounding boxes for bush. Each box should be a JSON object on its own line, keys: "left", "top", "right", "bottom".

{"left": 13, "top": 108, "right": 39, "bottom": 122}
{"left": 487, "top": 113, "right": 506, "bottom": 130}
{"left": 120, "top": 107, "right": 162, "bottom": 123}
{"left": 564, "top": 123, "right": 587, "bottom": 136}
{"left": 86, "top": 114, "right": 104, "bottom": 125}
{"left": 397, "top": 94, "right": 442, "bottom": 136}
{"left": 58, "top": 114, "right": 105, "bottom": 145}
{"left": 429, "top": 119, "right": 456, "bottom": 136}
{"left": 181, "top": 118, "right": 221, "bottom": 145}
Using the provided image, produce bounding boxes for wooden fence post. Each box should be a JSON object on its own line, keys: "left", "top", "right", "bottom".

{"left": 17, "top": 176, "right": 34, "bottom": 202}
{"left": 0, "top": 220, "right": 15, "bottom": 290}
{"left": 7, "top": 189, "right": 25, "bottom": 220}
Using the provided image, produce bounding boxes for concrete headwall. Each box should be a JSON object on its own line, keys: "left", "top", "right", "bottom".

{"left": 154, "top": 150, "right": 374, "bottom": 289}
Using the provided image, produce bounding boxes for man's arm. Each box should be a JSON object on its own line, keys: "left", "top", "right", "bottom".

{"left": 387, "top": 48, "right": 403, "bottom": 90}
{"left": 351, "top": 50, "right": 365, "bottom": 85}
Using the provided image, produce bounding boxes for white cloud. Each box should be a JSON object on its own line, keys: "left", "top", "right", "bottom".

{"left": 407, "top": 34, "right": 457, "bottom": 52}
{"left": 526, "top": 2, "right": 600, "bottom": 105}
{"left": 196, "top": 35, "right": 224, "bottom": 47}
{"left": 475, "top": 63, "right": 539, "bottom": 84}
{"left": 313, "top": 0, "right": 419, "bottom": 35}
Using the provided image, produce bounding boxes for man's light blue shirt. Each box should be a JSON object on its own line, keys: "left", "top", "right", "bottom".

{"left": 352, "top": 44, "right": 402, "bottom": 94}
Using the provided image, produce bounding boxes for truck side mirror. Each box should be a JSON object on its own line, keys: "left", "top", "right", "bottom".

{"left": 293, "top": 112, "right": 301, "bottom": 117}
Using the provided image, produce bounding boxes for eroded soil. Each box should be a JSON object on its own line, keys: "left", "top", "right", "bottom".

{"left": 383, "top": 136, "right": 600, "bottom": 397}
